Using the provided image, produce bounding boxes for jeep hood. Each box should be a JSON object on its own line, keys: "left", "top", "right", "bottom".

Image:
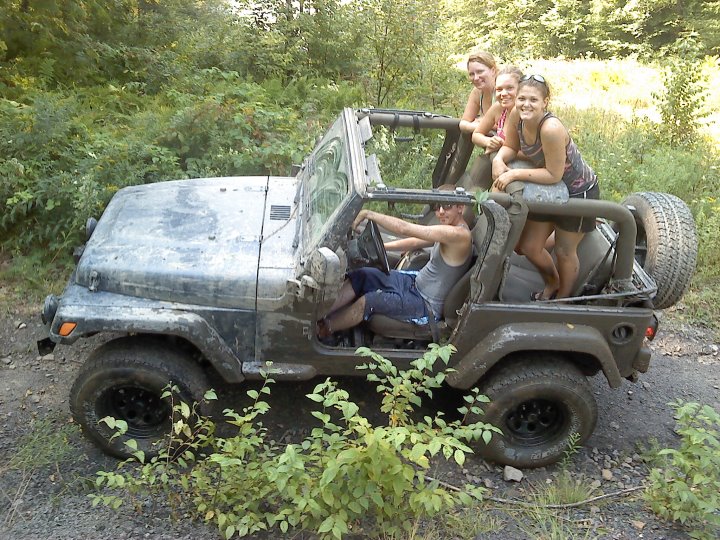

{"left": 75, "top": 177, "right": 299, "bottom": 309}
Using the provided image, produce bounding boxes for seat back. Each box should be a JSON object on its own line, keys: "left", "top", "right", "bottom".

{"left": 502, "top": 225, "right": 614, "bottom": 301}
{"left": 572, "top": 226, "right": 614, "bottom": 296}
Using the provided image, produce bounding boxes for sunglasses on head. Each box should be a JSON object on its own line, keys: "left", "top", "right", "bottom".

{"left": 520, "top": 74, "right": 547, "bottom": 85}
{"left": 432, "top": 203, "right": 454, "bottom": 211}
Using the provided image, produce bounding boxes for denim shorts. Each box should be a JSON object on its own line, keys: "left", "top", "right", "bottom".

{"left": 348, "top": 268, "right": 427, "bottom": 322}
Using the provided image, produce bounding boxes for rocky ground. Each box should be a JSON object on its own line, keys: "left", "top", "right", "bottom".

{"left": 0, "top": 301, "right": 718, "bottom": 540}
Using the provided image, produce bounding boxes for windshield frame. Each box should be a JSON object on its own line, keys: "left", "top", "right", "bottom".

{"left": 299, "top": 108, "right": 366, "bottom": 260}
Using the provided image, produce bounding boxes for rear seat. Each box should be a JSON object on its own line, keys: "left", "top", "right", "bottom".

{"left": 502, "top": 226, "right": 614, "bottom": 302}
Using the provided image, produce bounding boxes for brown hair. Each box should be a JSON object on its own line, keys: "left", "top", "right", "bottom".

{"left": 466, "top": 51, "right": 497, "bottom": 70}
{"left": 518, "top": 74, "right": 551, "bottom": 100}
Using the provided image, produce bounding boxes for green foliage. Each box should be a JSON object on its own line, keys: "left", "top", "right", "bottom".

{"left": 654, "top": 36, "right": 709, "bottom": 145}
{"left": 357, "top": 0, "right": 454, "bottom": 108}
{"left": 7, "top": 415, "right": 80, "bottom": 471}
{"left": 0, "top": 249, "right": 71, "bottom": 305}
{"left": 0, "top": 77, "right": 349, "bottom": 255}
{"left": 366, "top": 128, "right": 443, "bottom": 190}
{"left": 515, "top": 431, "right": 596, "bottom": 539}
{"left": 645, "top": 401, "right": 720, "bottom": 539}
{"left": 92, "top": 345, "right": 500, "bottom": 538}
{"left": 455, "top": 0, "right": 720, "bottom": 60}
{"left": 558, "top": 431, "right": 582, "bottom": 470}
{"left": 519, "top": 470, "right": 597, "bottom": 540}
{"left": 92, "top": 386, "right": 220, "bottom": 515}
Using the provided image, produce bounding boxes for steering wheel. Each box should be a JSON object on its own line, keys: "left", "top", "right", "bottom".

{"left": 356, "top": 220, "right": 390, "bottom": 274}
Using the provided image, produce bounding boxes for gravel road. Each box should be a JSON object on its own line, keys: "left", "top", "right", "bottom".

{"left": 1, "top": 303, "right": 718, "bottom": 539}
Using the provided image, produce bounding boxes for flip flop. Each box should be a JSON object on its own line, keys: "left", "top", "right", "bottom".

{"left": 531, "top": 290, "right": 558, "bottom": 301}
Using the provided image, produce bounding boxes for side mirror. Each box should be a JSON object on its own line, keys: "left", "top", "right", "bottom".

{"left": 309, "top": 247, "right": 344, "bottom": 286}
{"left": 289, "top": 246, "right": 346, "bottom": 298}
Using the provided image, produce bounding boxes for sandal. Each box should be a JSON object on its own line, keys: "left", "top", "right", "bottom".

{"left": 531, "top": 290, "right": 558, "bottom": 301}
{"left": 317, "top": 318, "right": 332, "bottom": 339}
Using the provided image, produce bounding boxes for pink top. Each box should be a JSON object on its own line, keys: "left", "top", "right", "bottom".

{"left": 496, "top": 108, "right": 508, "bottom": 140}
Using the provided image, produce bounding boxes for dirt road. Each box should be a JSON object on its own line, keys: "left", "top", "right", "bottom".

{"left": 1, "top": 303, "right": 718, "bottom": 539}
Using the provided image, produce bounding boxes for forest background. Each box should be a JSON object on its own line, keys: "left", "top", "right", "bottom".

{"left": 1, "top": 0, "right": 719, "bottom": 331}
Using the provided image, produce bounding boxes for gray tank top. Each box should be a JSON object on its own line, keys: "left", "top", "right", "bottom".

{"left": 415, "top": 242, "right": 472, "bottom": 317}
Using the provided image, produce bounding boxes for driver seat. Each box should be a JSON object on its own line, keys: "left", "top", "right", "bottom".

{"left": 366, "top": 205, "right": 495, "bottom": 341}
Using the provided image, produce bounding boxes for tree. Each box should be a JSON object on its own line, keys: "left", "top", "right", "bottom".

{"left": 358, "top": 0, "right": 448, "bottom": 107}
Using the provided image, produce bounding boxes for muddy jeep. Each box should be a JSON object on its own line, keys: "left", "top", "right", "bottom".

{"left": 39, "top": 108, "right": 697, "bottom": 467}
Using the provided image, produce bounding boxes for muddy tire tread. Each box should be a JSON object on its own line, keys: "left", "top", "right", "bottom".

{"left": 623, "top": 192, "right": 697, "bottom": 309}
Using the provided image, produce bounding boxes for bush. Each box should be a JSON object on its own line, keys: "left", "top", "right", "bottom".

{"left": 93, "top": 345, "right": 500, "bottom": 539}
{"left": 654, "top": 36, "right": 709, "bottom": 146}
{"left": 0, "top": 77, "right": 347, "bottom": 256}
{"left": 645, "top": 401, "right": 720, "bottom": 539}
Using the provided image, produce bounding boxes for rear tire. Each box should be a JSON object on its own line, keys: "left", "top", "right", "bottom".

{"left": 472, "top": 356, "right": 597, "bottom": 468}
{"left": 70, "top": 337, "right": 208, "bottom": 459}
{"left": 622, "top": 192, "right": 697, "bottom": 309}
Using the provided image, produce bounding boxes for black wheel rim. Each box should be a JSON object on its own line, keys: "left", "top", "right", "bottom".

{"left": 504, "top": 398, "right": 566, "bottom": 446}
{"left": 98, "top": 385, "right": 171, "bottom": 439}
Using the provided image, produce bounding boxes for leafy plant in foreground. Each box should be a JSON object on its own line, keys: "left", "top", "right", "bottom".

{"left": 92, "top": 345, "right": 500, "bottom": 539}
{"left": 645, "top": 400, "right": 720, "bottom": 539}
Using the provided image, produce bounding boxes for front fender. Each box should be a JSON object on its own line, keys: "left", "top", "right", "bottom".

{"left": 49, "top": 286, "right": 245, "bottom": 383}
{"left": 447, "top": 322, "right": 622, "bottom": 389}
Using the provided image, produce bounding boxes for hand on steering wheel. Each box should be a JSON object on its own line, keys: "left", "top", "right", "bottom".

{"left": 353, "top": 213, "right": 390, "bottom": 274}
{"left": 365, "top": 220, "right": 390, "bottom": 274}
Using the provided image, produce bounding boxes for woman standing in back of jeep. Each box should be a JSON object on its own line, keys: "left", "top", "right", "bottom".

{"left": 491, "top": 74, "right": 600, "bottom": 300}
{"left": 471, "top": 66, "right": 523, "bottom": 153}
{"left": 458, "top": 51, "right": 497, "bottom": 134}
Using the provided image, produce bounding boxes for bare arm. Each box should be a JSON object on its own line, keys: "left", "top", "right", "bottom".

{"left": 459, "top": 89, "right": 481, "bottom": 133}
{"left": 384, "top": 237, "right": 433, "bottom": 252}
{"left": 472, "top": 102, "right": 504, "bottom": 152}
{"left": 494, "top": 117, "right": 567, "bottom": 191}
{"left": 354, "top": 210, "right": 471, "bottom": 263}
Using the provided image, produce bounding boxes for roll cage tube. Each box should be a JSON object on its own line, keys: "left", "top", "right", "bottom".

{"left": 356, "top": 108, "right": 475, "bottom": 189}
{"left": 365, "top": 186, "right": 475, "bottom": 208}
{"left": 356, "top": 108, "right": 459, "bottom": 131}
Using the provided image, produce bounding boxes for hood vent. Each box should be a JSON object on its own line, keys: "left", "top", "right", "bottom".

{"left": 270, "top": 205, "right": 291, "bottom": 221}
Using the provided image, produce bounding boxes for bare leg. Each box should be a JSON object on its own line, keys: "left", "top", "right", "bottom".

{"left": 324, "top": 279, "right": 357, "bottom": 316}
{"left": 545, "top": 231, "right": 556, "bottom": 251}
{"left": 323, "top": 297, "right": 366, "bottom": 335}
{"left": 554, "top": 229, "right": 585, "bottom": 298}
{"left": 516, "top": 220, "right": 559, "bottom": 299}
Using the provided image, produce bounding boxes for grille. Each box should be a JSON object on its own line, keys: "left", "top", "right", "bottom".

{"left": 269, "top": 205, "right": 291, "bottom": 221}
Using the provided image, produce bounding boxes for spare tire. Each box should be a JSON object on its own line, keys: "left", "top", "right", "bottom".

{"left": 621, "top": 192, "right": 697, "bottom": 309}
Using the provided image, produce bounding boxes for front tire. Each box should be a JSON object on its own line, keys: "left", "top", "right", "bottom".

{"left": 473, "top": 356, "right": 597, "bottom": 468}
{"left": 70, "top": 337, "right": 208, "bottom": 459}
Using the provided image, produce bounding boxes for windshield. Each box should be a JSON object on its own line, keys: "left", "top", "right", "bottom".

{"left": 304, "top": 117, "right": 351, "bottom": 246}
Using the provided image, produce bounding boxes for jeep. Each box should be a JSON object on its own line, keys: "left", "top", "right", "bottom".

{"left": 39, "top": 108, "right": 698, "bottom": 467}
